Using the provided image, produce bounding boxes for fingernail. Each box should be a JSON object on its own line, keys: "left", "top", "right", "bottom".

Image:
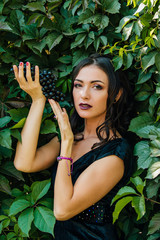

{"left": 26, "top": 62, "right": 29, "bottom": 66}
{"left": 48, "top": 99, "right": 50, "bottom": 102}
{"left": 20, "top": 62, "right": 23, "bottom": 66}
{"left": 54, "top": 115, "right": 56, "bottom": 118}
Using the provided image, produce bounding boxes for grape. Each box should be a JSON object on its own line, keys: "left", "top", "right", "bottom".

{"left": 43, "top": 77, "right": 47, "bottom": 81}
{"left": 39, "top": 69, "right": 65, "bottom": 102}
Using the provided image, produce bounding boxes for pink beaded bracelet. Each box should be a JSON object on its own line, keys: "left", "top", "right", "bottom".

{"left": 57, "top": 156, "right": 73, "bottom": 176}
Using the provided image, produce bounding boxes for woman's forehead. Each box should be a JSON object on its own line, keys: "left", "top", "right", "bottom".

{"left": 75, "top": 65, "right": 109, "bottom": 85}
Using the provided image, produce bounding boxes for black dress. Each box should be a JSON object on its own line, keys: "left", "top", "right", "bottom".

{"left": 51, "top": 138, "right": 133, "bottom": 240}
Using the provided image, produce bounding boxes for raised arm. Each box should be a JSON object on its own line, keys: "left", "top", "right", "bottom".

{"left": 13, "top": 62, "right": 60, "bottom": 173}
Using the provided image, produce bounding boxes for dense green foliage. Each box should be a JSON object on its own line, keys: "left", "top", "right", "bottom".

{"left": 0, "top": 0, "right": 160, "bottom": 239}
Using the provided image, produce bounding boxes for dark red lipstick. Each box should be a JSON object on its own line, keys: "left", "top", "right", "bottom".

{"left": 79, "top": 103, "right": 92, "bottom": 110}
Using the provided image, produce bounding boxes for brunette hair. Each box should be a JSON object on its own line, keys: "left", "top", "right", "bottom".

{"left": 70, "top": 53, "right": 133, "bottom": 148}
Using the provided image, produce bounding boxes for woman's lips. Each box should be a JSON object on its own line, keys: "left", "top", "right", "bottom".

{"left": 79, "top": 103, "right": 92, "bottom": 110}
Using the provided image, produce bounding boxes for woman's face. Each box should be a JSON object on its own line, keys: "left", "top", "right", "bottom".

{"left": 72, "top": 65, "right": 109, "bottom": 121}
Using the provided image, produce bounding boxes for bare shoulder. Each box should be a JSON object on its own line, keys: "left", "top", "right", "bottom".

{"left": 75, "top": 154, "right": 124, "bottom": 188}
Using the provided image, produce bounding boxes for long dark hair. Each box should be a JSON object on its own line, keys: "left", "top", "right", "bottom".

{"left": 70, "top": 53, "right": 133, "bottom": 148}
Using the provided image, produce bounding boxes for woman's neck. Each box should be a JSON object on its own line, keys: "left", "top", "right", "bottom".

{"left": 83, "top": 116, "right": 105, "bottom": 140}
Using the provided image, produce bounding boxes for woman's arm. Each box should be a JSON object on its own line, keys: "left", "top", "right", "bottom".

{"left": 54, "top": 153, "right": 124, "bottom": 221}
{"left": 14, "top": 98, "right": 60, "bottom": 172}
{"left": 13, "top": 62, "right": 60, "bottom": 172}
{"left": 48, "top": 100, "right": 124, "bottom": 221}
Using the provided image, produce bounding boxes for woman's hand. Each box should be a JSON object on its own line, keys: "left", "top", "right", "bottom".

{"left": 13, "top": 62, "right": 45, "bottom": 102}
{"left": 48, "top": 99, "right": 74, "bottom": 143}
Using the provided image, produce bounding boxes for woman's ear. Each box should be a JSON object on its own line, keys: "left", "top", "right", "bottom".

{"left": 114, "top": 88, "right": 123, "bottom": 103}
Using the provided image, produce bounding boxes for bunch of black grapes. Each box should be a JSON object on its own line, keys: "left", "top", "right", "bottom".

{"left": 10, "top": 66, "right": 65, "bottom": 102}
{"left": 39, "top": 70, "right": 65, "bottom": 102}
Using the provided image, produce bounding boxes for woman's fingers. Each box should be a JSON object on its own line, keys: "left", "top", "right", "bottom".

{"left": 26, "top": 62, "right": 32, "bottom": 83}
{"left": 18, "top": 62, "right": 25, "bottom": 84}
{"left": 35, "top": 65, "right": 39, "bottom": 84}
{"left": 49, "top": 100, "right": 73, "bottom": 141}
{"left": 13, "top": 62, "right": 39, "bottom": 85}
{"left": 49, "top": 99, "right": 60, "bottom": 116}
{"left": 49, "top": 100, "right": 64, "bottom": 123}
{"left": 55, "top": 101, "right": 63, "bottom": 113}
{"left": 13, "top": 65, "right": 19, "bottom": 82}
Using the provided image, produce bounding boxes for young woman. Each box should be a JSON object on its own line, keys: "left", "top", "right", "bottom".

{"left": 13, "top": 54, "right": 133, "bottom": 240}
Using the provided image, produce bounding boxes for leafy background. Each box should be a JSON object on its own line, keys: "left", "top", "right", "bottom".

{"left": 0, "top": 0, "right": 160, "bottom": 239}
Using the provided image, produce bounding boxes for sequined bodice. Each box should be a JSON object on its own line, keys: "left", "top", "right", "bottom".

{"left": 72, "top": 201, "right": 112, "bottom": 224}
{"left": 51, "top": 138, "right": 133, "bottom": 240}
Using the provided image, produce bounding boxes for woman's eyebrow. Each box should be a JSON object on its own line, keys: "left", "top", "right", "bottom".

{"left": 75, "top": 79, "right": 105, "bottom": 84}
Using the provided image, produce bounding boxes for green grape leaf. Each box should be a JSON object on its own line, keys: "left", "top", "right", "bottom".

{"left": 123, "top": 53, "right": 133, "bottom": 69}
{"left": 9, "top": 199, "right": 31, "bottom": 216}
{"left": 58, "top": 55, "right": 72, "bottom": 64}
{"left": 27, "top": 13, "right": 44, "bottom": 25}
{"left": 24, "top": 2, "right": 46, "bottom": 13}
{"left": 134, "top": 141, "right": 153, "bottom": 169}
{"left": 94, "top": 38, "right": 100, "bottom": 51}
{"left": 0, "top": 174, "right": 12, "bottom": 195}
{"left": 72, "top": 50, "right": 89, "bottom": 67}
{"left": 0, "top": 22, "right": 12, "bottom": 31}
{"left": 34, "top": 206, "right": 55, "bottom": 236}
{"left": 78, "top": 9, "right": 94, "bottom": 24}
{"left": 0, "top": 129, "right": 12, "bottom": 149}
{"left": 71, "top": 33, "right": 86, "bottom": 49}
{"left": 150, "top": 139, "right": 160, "bottom": 157}
{"left": 142, "top": 51, "right": 157, "bottom": 71}
{"left": 31, "top": 179, "right": 51, "bottom": 203}
{"left": 18, "top": 208, "right": 34, "bottom": 237}
{"left": 147, "top": 233, "right": 160, "bottom": 240}
{"left": 46, "top": 33, "right": 63, "bottom": 51}
{"left": 130, "top": 176, "right": 145, "bottom": 194}
{"left": 133, "top": 20, "right": 143, "bottom": 36}
{"left": 112, "top": 196, "right": 133, "bottom": 223}
{"left": 115, "top": 15, "right": 136, "bottom": 33}
{"left": 146, "top": 180, "right": 160, "bottom": 198}
{"left": 38, "top": 198, "right": 53, "bottom": 209}
{"left": 148, "top": 213, "right": 160, "bottom": 235}
{"left": 128, "top": 112, "right": 154, "bottom": 133}
{"left": 11, "top": 118, "right": 26, "bottom": 129}
{"left": 111, "top": 186, "right": 138, "bottom": 204}
{"left": 123, "top": 22, "right": 134, "bottom": 40}
{"left": 100, "top": 36, "right": 107, "bottom": 46}
{"left": 0, "top": 161, "right": 24, "bottom": 181}
{"left": 40, "top": 120, "right": 57, "bottom": 134}
{"left": 7, "top": 108, "right": 29, "bottom": 122}
{"left": 11, "top": 129, "right": 22, "bottom": 142}
{"left": 146, "top": 162, "right": 160, "bottom": 179}
{"left": 112, "top": 56, "right": 123, "bottom": 70}
{"left": 0, "top": 116, "right": 11, "bottom": 128}
{"left": 103, "top": 0, "right": 121, "bottom": 14}
{"left": 93, "top": 14, "right": 109, "bottom": 29}
{"left": 137, "top": 72, "right": 152, "bottom": 84}
{"left": 131, "top": 196, "right": 146, "bottom": 220}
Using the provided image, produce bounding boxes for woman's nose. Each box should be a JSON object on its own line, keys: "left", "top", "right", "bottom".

{"left": 80, "top": 87, "right": 90, "bottom": 99}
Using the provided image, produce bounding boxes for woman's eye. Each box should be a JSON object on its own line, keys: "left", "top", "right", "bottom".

{"left": 93, "top": 85, "right": 103, "bottom": 90}
{"left": 74, "top": 83, "right": 82, "bottom": 88}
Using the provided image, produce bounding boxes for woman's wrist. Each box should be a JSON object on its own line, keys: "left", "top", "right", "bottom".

{"left": 60, "top": 140, "right": 73, "bottom": 157}
{"left": 32, "top": 96, "right": 46, "bottom": 104}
